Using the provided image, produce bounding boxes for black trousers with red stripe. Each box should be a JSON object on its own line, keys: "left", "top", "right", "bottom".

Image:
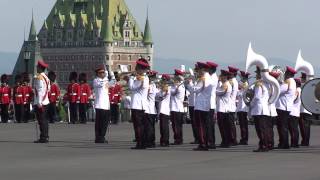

{"left": 195, "top": 110, "right": 211, "bottom": 148}
{"left": 79, "top": 103, "right": 89, "bottom": 123}
{"left": 160, "top": 114, "right": 170, "bottom": 145}
{"left": 209, "top": 109, "right": 216, "bottom": 146}
{"left": 276, "top": 109, "right": 290, "bottom": 148}
{"left": 0, "top": 104, "right": 9, "bottom": 123}
{"left": 131, "top": 109, "right": 146, "bottom": 147}
{"left": 14, "top": 104, "right": 24, "bottom": 123}
{"left": 23, "top": 103, "right": 31, "bottom": 123}
{"left": 253, "top": 115, "right": 269, "bottom": 150}
{"left": 189, "top": 106, "right": 199, "bottom": 143}
{"left": 299, "top": 113, "right": 312, "bottom": 146}
{"left": 217, "top": 112, "right": 232, "bottom": 146}
{"left": 69, "top": 103, "right": 78, "bottom": 124}
{"left": 95, "top": 109, "right": 110, "bottom": 142}
{"left": 288, "top": 116, "right": 299, "bottom": 147}
{"left": 170, "top": 111, "right": 184, "bottom": 144}
{"left": 145, "top": 114, "right": 157, "bottom": 146}
{"left": 35, "top": 105, "right": 49, "bottom": 141}
{"left": 229, "top": 112, "right": 238, "bottom": 144}
{"left": 237, "top": 112, "right": 248, "bottom": 143}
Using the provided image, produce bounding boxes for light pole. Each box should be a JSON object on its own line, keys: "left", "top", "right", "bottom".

{"left": 23, "top": 49, "right": 31, "bottom": 73}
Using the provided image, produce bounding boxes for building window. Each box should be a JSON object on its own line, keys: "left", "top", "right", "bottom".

{"left": 125, "top": 42, "right": 130, "bottom": 47}
{"left": 106, "top": 55, "right": 109, "bottom": 60}
{"left": 118, "top": 55, "right": 121, "bottom": 60}
{"left": 128, "top": 55, "right": 132, "bottom": 60}
{"left": 125, "top": 31, "right": 130, "bottom": 37}
{"left": 128, "top": 65, "right": 132, "bottom": 71}
{"left": 148, "top": 56, "right": 151, "bottom": 61}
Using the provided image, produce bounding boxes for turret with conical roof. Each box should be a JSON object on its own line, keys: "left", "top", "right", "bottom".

{"left": 143, "top": 14, "right": 153, "bottom": 45}
{"left": 28, "top": 12, "right": 37, "bottom": 41}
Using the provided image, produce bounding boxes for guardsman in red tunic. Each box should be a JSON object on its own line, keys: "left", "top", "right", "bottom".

{"left": 13, "top": 74, "right": 25, "bottom": 123}
{"left": 22, "top": 73, "right": 34, "bottom": 123}
{"left": 78, "top": 73, "right": 92, "bottom": 124}
{"left": 109, "top": 73, "right": 123, "bottom": 124}
{"left": 66, "top": 72, "right": 80, "bottom": 124}
{"left": 48, "top": 71, "right": 61, "bottom": 123}
{"left": 0, "top": 74, "right": 11, "bottom": 123}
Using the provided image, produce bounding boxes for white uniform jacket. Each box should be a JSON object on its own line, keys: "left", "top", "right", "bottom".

{"left": 276, "top": 78, "right": 296, "bottom": 112}
{"left": 216, "top": 81, "right": 232, "bottom": 113}
{"left": 157, "top": 87, "right": 171, "bottom": 116}
{"left": 250, "top": 81, "right": 270, "bottom": 116}
{"left": 290, "top": 87, "right": 301, "bottom": 117}
{"left": 229, "top": 78, "right": 239, "bottom": 112}
{"left": 34, "top": 73, "right": 50, "bottom": 106}
{"left": 145, "top": 82, "right": 159, "bottom": 115}
{"left": 93, "top": 76, "right": 110, "bottom": 110}
{"left": 128, "top": 75, "right": 149, "bottom": 111}
{"left": 170, "top": 81, "right": 186, "bottom": 113}
{"left": 210, "top": 73, "right": 219, "bottom": 110}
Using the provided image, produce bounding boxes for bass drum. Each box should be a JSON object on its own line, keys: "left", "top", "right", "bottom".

{"left": 301, "top": 78, "right": 320, "bottom": 115}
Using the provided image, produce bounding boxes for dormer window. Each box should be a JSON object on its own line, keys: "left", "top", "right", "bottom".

{"left": 125, "top": 31, "right": 130, "bottom": 38}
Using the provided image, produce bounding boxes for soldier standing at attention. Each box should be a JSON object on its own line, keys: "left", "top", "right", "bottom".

{"left": 78, "top": 73, "right": 92, "bottom": 124}
{"left": 109, "top": 74, "right": 123, "bottom": 125}
{"left": 33, "top": 60, "right": 50, "bottom": 143}
{"left": 48, "top": 71, "right": 60, "bottom": 123}
{"left": 22, "top": 73, "right": 34, "bottom": 123}
{"left": 66, "top": 72, "right": 80, "bottom": 124}
{"left": 13, "top": 74, "right": 25, "bottom": 123}
{"left": 93, "top": 65, "right": 110, "bottom": 143}
{"left": 0, "top": 74, "right": 11, "bottom": 123}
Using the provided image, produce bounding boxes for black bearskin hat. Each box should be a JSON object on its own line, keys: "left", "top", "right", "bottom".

{"left": 48, "top": 71, "right": 57, "bottom": 82}
{"left": 69, "top": 72, "right": 78, "bottom": 82}
{"left": 1, "top": 74, "right": 8, "bottom": 84}
{"left": 22, "top": 72, "right": 30, "bottom": 83}
{"left": 79, "top": 73, "right": 87, "bottom": 83}
{"left": 15, "top": 74, "right": 22, "bottom": 84}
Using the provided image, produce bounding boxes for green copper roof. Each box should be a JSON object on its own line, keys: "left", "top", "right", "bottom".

{"left": 143, "top": 16, "right": 152, "bottom": 45}
{"left": 28, "top": 14, "right": 37, "bottom": 41}
{"left": 42, "top": 0, "right": 144, "bottom": 41}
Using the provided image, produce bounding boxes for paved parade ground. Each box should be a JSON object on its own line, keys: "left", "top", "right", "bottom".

{"left": 0, "top": 122, "right": 320, "bottom": 180}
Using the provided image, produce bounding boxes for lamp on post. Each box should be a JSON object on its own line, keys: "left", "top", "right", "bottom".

{"left": 23, "top": 49, "right": 31, "bottom": 73}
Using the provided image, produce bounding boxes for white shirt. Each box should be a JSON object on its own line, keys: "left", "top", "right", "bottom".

{"left": 145, "top": 82, "right": 159, "bottom": 115}
{"left": 158, "top": 87, "right": 171, "bottom": 116}
{"left": 267, "top": 83, "right": 277, "bottom": 117}
{"left": 128, "top": 75, "right": 149, "bottom": 111}
{"left": 186, "top": 85, "right": 195, "bottom": 107}
{"left": 216, "top": 81, "right": 232, "bottom": 113}
{"left": 236, "top": 88, "right": 248, "bottom": 113}
{"left": 290, "top": 87, "right": 301, "bottom": 117}
{"left": 250, "top": 81, "right": 270, "bottom": 116}
{"left": 229, "top": 77, "right": 239, "bottom": 112}
{"left": 93, "top": 77, "right": 110, "bottom": 110}
{"left": 170, "top": 81, "right": 186, "bottom": 113}
{"left": 123, "top": 96, "right": 131, "bottom": 109}
{"left": 210, "top": 73, "right": 219, "bottom": 110}
{"left": 34, "top": 72, "right": 50, "bottom": 106}
{"left": 276, "top": 78, "right": 296, "bottom": 112}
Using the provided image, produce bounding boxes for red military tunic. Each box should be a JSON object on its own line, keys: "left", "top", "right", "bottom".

{"left": 79, "top": 83, "right": 92, "bottom": 104}
{"left": 0, "top": 85, "right": 11, "bottom": 105}
{"left": 13, "top": 86, "right": 25, "bottom": 105}
{"left": 109, "top": 83, "right": 123, "bottom": 105}
{"left": 66, "top": 83, "right": 80, "bottom": 103}
{"left": 23, "top": 85, "right": 34, "bottom": 105}
{"left": 48, "top": 83, "right": 61, "bottom": 103}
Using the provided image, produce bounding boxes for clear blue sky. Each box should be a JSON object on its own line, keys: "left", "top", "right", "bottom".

{"left": 1, "top": 0, "right": 320, "bottom": 66}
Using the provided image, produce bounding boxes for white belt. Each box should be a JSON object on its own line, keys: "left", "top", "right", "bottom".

{"left": 82, "top": 93, "right": 87, "bottom": 95}
{"left": 3, "top": 94, "right": 8, "bottom": 96}
{"left": 16, "top": 95, "right": 23, "bottom": 97}
{"left": 70, "top": 93, "right": 77, "bottom": 96}
{"left": 51, "top": 93, "right": 56, "bottom": 96}
{"left": 26, "top": 94, "right": 30, "bottom": 97}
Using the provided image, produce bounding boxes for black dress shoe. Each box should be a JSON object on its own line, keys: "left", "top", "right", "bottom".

{"left": 193, "top": 146, "right": 209, "bottom": 151}
{"left": 131, "top": 146, "right": 146, "bottom": 150}
{"left": 170, "top": 142, "right": 182, "bottom": 145}
{"left": 190, "top": 141, "right": 199, "bottom": 144}
{"left": 239, "top": 141, "right": 248, "bottom": 145}
{"left": 95, "top": 140, "right": 108, "bottom": 144}
{"left": 208, "top": 145, "right": 216, "bottom": 149}
{"left": 219, "top": 144, "right": 230, "bottom": 148}
{"left": 34, "top": 139, "right": 49, "bottom": 143}
{"left": 160, "top": 143, "right": 169, "bottom": 147}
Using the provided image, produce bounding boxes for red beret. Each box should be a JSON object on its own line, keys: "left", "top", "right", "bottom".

{"left": 240, "top": 71, "right": 250, "bottom": 77}
{"left": 136, "top": 58, "right": 150, "bottom": 68}
{"left": 228, "top": 66, "right": 239, "bottom": 73}
{"left": 197, "top": 62, "right": 210, "bottom": 69}
{"left": 206, "top": 61, "right": 218, "bottom": 69}
{"left": 95, "top": 65, "right": 105, "bottom": 72}
{"left": 221, "top": 70, "right": 231, "bottom": 76}
{"left": 37, "top": 60, "right": 49, "bottom": 68}
{"left": 174, "top": 69, "right": 184, "bottom": 76}
{"left": 147, "top": 70, "right": 158, "bottom": 77}
{"left": 294, "top": 78, "right": 301, "bottom": 84}
{"left": 269, "top": 71, "right": 280, "bottom": 78}
{"left": 286, "top": 66, "right": 297, "bottom": 74}
{"left": 161, "top": 74, "right": 171, "bottom": 81}
{"left": 301, "top": 72, "right": 307, "bottom": 78}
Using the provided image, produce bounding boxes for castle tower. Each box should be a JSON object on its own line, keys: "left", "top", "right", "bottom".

{"left": 36, "top": 0, "right": 154, "bottom": 88}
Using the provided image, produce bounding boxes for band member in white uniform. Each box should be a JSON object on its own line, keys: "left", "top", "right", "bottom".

{"left": 275, "top": 66, "right": 297, "bottom": 149}
{"left": 128, "top": 58, "right": 150, "bottom": 149}
{"left": 188, "top": 62, "right": 214, "bottom": 151}
{"left": 288, "top": 78, "right": 302, "bottom": 148}
{"left": 186, "top": 70, "right": 198, "bottom": 144}
{"left": 299, "top": 72, "right": 313, "bottom": 146}
{"left": 216, "top": 70, "right": 233, "bottom": 148}
{"left": 237, "top": 71, "right": 250, "bottom": 145}
{"left": 268, "top": 71, "right": 281, "bottom": 149}
{"left": 145, "top": 70, "right": 159, "bottom": 148}
{"left": 93, "top": 65, "right": 110, "bottom": 143}
{"left": 170, "top": 69, "right": 186, "bottom": 145}
{"left": 228, "top": 66, "right": 239, "bottom": 145}
{"left": 206, "top": 61, "right": 219, "bottom": 148}
{"left": 251, "top": 67, "right": 270, "bottom": 152}
{"left": 157, "top": 74, "right": 171, "bottom": 147}
{"left": 33, "top": 60, "right": 51, "bottom": 143}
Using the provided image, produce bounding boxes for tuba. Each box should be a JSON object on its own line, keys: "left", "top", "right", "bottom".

{"left": 295, "top": 51, "right": 320, "bottom": 114}
{"left": 244, "top": 43, "right": 280, "bottom": 104}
